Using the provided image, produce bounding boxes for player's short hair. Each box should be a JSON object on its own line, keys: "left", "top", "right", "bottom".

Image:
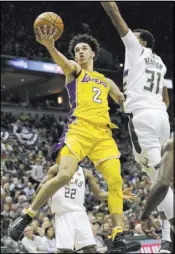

{"left": 134, "top": 29, "right": 155, "bottom": 50}
{"left": 68, "top": 34, "right": 100, "bottom": 61}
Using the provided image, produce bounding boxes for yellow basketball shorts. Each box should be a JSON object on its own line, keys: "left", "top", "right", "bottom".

{"left": 53, "top": 119, "right": 120, "bottom": 167}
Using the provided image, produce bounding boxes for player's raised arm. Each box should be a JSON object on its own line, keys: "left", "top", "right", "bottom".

{"left": 101, "top": 2, "right": 143, "bottom": 57}
{"left": 35, "top": 25, "right": 81, "bottom": 76}
{"left": 107, "top": 78, "right": 124, "bottom": 106}
{"left": 101, "top": 2, "right": 128, "bottom": 38}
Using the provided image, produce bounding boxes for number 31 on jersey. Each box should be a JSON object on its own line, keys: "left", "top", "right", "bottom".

{"left": 144, "top": 69, "right": 162, "bottom": 94}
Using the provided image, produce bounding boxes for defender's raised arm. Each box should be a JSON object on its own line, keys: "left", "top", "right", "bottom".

{"left": 101, "top": 2, "right": 129, "bottom": 38}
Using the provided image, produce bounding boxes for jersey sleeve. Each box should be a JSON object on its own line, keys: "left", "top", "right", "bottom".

{"left": 121, "top": 29, "right": 144, "bottom": 65}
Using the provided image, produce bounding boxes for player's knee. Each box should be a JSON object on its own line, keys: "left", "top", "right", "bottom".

{"left": 100, "top": 159, "right": 122, "bottom": 189}
{"left": 55, "top": 166, "right": 75, "bottom": 186}
{"left": 107, "top": 173, "right": 123, "bottom": 190}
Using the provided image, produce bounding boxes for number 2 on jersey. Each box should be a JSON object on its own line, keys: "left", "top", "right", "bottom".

{"left": 144, "top": 69, "right": 161, "bottom": 94}
{"left": 93, "top": 87, "right": 102, "bottom": 103}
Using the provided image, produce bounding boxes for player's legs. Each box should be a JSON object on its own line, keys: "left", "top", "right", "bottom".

{"left": 9, "top": 146, "right": 78, "bottom": 241}
{"left": 141, "top": 138, "right": 174, "bottom": 228}
{"left": 55, "top": 213, "right": 75, "bottom": 252}
{"left": 97, "top": 159, "right": 123, "bottom": 230}
{"left": 29, "top": 120, "right": 95, "bottom": 213}
{"left": 97, "top": 159, "right": 141, "bottom": 252}
{"left": 31, "top": 147, "right": 78, "bottom": 212}
{"left": 74, "top": 211, "right": 96, "bottom": 252}
{"left": 129, "top": 110, "right": 173, "bottom": 250}
{"left": 9, "top": 121, "right": 93, "bottom": 241}
{"left": 89, "top": 133, "right": 141, "bottom": 252}
{"left": 88, "top": 129, "right": 123, "bottom": 233}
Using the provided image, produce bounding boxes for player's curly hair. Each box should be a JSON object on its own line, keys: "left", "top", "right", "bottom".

{"left": 68, "top": 34, "right": 100, "bottom": 61}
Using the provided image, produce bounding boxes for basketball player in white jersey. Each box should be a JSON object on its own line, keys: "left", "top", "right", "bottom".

{"left": 36, "top": 164, "right": 137, "bottom": 253}
{"left": 101, "top": 2, "right": 173, "bottom": 253}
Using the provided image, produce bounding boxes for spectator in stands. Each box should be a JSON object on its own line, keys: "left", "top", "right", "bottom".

{"left": 31, "top": 219, "right": 44, "bottom": 237}
{"left": 30, "top": 157, "right": 44, "bottom": 183}
{"left": 151, "top": 212, "right": 162, "bottom": 234}
{"left": 100, "top": 222, "right": 112, "bottom": 238}
{"left": 92, "top": 224, "right": 108, "bottom": 253}
{"left": 23, "top": 182, "right": 35, "bottom": 200}
{"left": 21, "top": 226, "right": 45, "bottom": 253}
{"left": 41, "top": 226, "right": 57, "bottom": 253}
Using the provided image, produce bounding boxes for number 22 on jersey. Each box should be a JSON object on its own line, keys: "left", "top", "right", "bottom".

{"left": 65, "top": 187, "right": 76, "bottom": 199}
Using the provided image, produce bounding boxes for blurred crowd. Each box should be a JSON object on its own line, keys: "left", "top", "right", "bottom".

{"left": 1, "top": 109, "right": 169, "bottom": 252}
{"left": 1, "top": 2, "right": 173, "bottom": 74}
{"left": 2, "top": 93, "right": 64, "bottom": 110}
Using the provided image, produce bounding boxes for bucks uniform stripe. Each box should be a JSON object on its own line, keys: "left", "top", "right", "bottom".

{"left": 128, "top": 113, "right": 142, "bottom": 154}
{"left": 123, "top": 69, "right": 129, "bottom": 78}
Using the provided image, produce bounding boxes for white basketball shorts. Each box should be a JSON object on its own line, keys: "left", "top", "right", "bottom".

{"left": 128, "top": 109, "right": 170, "bottom": 167}
{"left": 54, "top": 211, "right": 96, "bottom": 251}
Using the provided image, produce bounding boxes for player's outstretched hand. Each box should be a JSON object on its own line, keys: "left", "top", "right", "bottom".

{"left": 141, "top": 217, "right": 160, "bottom": 239}
{"left": 123, "top": 187, "right": 137, "bottom": 202}
{"left": 35, "top": 25, "right": 57, "bottom": 50}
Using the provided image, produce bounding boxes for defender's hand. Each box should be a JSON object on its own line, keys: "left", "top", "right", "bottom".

{"left": 35, "top": 25, "right": 57, "bottom": 50}
{"left": 118, "top": 92, "right": 125, "bottom": 106}
{"left": 123, "top": 187, "right": 137, "bottom": 202}
{"left": 141, "top": 217, "right": 160, "bottom": 239}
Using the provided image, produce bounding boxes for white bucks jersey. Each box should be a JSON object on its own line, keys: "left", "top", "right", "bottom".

{"left": 122, "top": 30, "right": 167, "bottom": 114}
{"left": 51, "top": 166, "right": 86, "bottom": 214}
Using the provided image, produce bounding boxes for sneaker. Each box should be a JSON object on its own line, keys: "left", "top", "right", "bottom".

{"left": 9, "top": 213, "right": 32, "bottom": 241}
{"left": 109, "top": 232, "right": 141, "bottom": 253}
{"left": 159, "top": 240, "right": 172, "bottom": 253}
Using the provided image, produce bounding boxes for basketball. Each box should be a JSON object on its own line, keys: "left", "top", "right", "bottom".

{"left": 34, "top": 12, "right": 64, "bottom": 41}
